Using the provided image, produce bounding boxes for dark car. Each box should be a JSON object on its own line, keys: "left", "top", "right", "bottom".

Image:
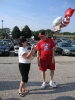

{"left": 0, "top": 41, "right": 10, "bottom": 56}
{"left": 2, "top": 39, "right": 14, "bottom": 50}
{"left": 71, "top": 41, "right": 75, "bottom": 47}
{"left": 55, "top": 41, "right": 75, "bottom": 56}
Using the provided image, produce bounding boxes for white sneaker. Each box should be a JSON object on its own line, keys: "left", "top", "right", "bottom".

{"left": 41, "top": 82, "right": 47, "bottom": 89}
{"left": 49, "top": 82, "right": 57, "bottom": 88}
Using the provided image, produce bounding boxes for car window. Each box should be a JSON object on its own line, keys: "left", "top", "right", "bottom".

{"left": 57, "top": 43, "right": 61, "bottom": 46}
{"left": 0, "top": 42, "right": 3, "bottom": 46}
{"left": 72, "top": 42, "right": 75, "bottom": 45}
{"left": 0, "top": 42, "right": 8, "bottom": 46}
{"left": 3, "top": 39, "right": 11, "bottom": 42}
{"left": 62, "top": 43, "right": 71, "bottom": 47}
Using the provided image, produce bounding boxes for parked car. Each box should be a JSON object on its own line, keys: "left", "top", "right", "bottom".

{"left": 14, "top": 39, "right": 19, "bottom": 45}
{"left": 0, "top": 41, "right": 10, "bottom": 56}
{"left": 55, "top": 41, "right": 75, "bottom": 56}
{"left": 54, "top": 39, "right": 62, "bottom": 45}
{"left": 33, "top": 41, "right": 38, "bottom": 54}
{"left": 61, "top": 39, "right": 72, "bottom": 44}
{"left": 2, "top": 39, "right": 14, "bottom": 50}
{"left": 14, "top": 45, "right": 19, "bottom": 56}
{"left": 14, "top": 44, "right": 32, "bottom": 56}
{"left": 71, "top": 41, "right": 75, "bottom": 47}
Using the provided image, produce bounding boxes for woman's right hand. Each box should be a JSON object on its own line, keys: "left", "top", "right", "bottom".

{"left": 31, "top": 44, "right": 35, "bottom": 50}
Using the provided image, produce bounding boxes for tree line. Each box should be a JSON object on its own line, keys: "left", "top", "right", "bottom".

{"left": 0, "top": 25, "right": 75, "bottom": 40}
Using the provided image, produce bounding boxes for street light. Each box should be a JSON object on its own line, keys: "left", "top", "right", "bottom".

{"left": 1, "top": 20, "right": 3, "bottom": 34}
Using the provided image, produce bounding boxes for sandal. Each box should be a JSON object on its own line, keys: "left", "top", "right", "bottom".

{"left": 22, "top": 89, "right": 29, "bottom": 93}
{"left": 18, "top": 92, "right": 25, "bottom": 97}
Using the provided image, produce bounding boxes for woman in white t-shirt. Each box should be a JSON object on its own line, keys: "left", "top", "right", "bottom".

{"left": 18, "top": 38, "right": 34, "bottom": 97}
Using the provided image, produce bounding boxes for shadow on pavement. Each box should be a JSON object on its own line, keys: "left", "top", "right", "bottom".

{"left": 0, "top": 81, "right": 75, "bottom": 94}
{"left": 54, "top": 96, "right": 75, "bottom": 100}
{"left": 6, "top": 98, "right": 20, "bottom": 100}
{"left": 0, "top": 98, "right": 20, "bottom": 100}
{"left": 27, "top": 81, "right": 75, "bottom": 95}
{"left": 0, "top": 81, "right": 20, "bottom": 91}
{"left": 0, "top": 98, "right": 3, "bottom": 100}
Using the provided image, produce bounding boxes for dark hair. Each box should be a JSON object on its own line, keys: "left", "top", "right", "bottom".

{"left": 19, "top": 37, "right": 26, "bottom": 47}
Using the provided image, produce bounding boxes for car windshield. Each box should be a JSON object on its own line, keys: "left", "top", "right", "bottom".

{"left": 3, "top": 39, "right": 11, "bottom": 42}
{"left": 0, "top": 42, "right": 8, "bottom": 46}
{"left": 62, "top": 43, "right": 72, "bottom": 47}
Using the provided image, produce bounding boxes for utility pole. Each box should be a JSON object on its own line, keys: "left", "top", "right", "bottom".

{"left": 1, "top": 20, "right": 3, "bottom": 35}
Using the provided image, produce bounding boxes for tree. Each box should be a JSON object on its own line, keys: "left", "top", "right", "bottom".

{"left": 0, "top": 29, "right": 3, "bottom": 39}
{"left": 12, "top": 26, "right": 21, "bottom": 39}
{"left": 31, "top": 29, "right": 54, "bottom": 40}
{"left": 61, "top": 32, "right": 71, "bottom": 35}
{"left": 21, "top": 25, "right": 32, "bottom": 38}
{"left": 32, "top": 30, "right": 45, "bottom": 40}
{"left": 32, "top": 31, "right": 40, "bottom": 40}
{"left": 0, "top": 28, "right": 10, "bottom": 39}
{"left": 72, "top": 32, "right": 75, "bottom": 35}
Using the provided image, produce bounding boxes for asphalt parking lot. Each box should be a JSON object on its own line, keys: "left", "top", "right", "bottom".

{"left": 0, "top": 52, "right": 75, "bottom": 100}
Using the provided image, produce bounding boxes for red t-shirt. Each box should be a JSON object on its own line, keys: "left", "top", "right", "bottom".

{"left": 36, "top": 38, "right": 55, "bottom": 60}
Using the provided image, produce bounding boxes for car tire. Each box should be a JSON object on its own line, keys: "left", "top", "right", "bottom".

{"left": 11, "top": 47, "right": 14, "bottom": 51}
{"left": 15, "top": 53, "right": 18, "bottom": 56}
{"left": 6, "top": 52, "right": 10, "bottom": 56}
{"left": 55, "top": 50, "right": 58, "bottom": 53}
{"left": 61, "top": 51, "right": 64, "bottom": 56}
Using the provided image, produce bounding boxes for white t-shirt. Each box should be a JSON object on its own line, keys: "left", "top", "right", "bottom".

{"left": 18, "top": 47, "right": 34, "bottom": 63}
{"left": 18, "top": 47, "right": 29, "bottom": 63}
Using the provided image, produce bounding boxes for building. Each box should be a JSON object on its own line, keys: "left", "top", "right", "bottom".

{"left": 55, "top": 34, "right": 74, "bottom": 39}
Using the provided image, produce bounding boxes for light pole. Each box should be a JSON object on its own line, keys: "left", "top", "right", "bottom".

{"left": 1, "top": 20, "right": 3, "bottom": 35}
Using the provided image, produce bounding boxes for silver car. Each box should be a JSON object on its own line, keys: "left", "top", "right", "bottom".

{"left": 14, "top": 45, "right": 32, "bottom": 56}
{"left": 55, "top": 41, "right": 75, "bottom": 56}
